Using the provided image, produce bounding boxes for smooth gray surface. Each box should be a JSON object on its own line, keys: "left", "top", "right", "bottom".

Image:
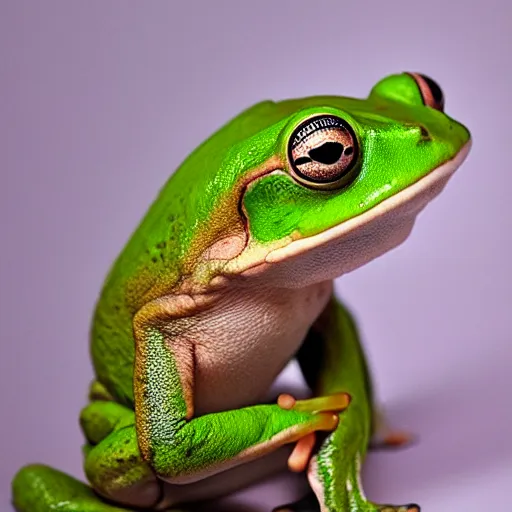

{"left": 1, "top": 1, "right": 511, "bottom": 510}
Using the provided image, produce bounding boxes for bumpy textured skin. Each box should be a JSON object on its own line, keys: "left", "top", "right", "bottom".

{"left": 12, "top": 465, "right": 131, "bottom": 512}
{"left": 12, "top": 73, "right": 470, "bottom": 511}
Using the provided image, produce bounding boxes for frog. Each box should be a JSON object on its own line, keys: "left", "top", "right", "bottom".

{"left": 12, "top": 72, "right": 471, "bottom": 512}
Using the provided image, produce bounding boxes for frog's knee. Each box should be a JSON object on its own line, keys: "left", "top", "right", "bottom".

{"left": 84, "top": 425, "right": 162, "bottom": 509}
{"left": 88, "top": 380, "right": 115, "bottom": 401}
{"left": 80, "top": 400, "right": 135, "bottom": 445}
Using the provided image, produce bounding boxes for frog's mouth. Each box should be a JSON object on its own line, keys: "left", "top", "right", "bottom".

{"left": 242, "top": 140, "right": 471, "bottom": 288}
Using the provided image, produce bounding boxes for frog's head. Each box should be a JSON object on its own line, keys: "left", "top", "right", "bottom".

{"left": 194, "top": 73, "right": 471, "bottom": 289}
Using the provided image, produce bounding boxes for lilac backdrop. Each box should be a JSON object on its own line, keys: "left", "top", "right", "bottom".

{"left": 1, "top": 1, "right": 511, "bottom": 510}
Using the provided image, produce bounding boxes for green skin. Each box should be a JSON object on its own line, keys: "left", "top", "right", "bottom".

{"left": 12, "top": 73, "right": 470, "bottom": 512}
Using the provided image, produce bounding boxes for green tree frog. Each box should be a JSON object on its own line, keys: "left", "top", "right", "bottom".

{"left": 12, "top": 72, "right": 471, "bottom": 512}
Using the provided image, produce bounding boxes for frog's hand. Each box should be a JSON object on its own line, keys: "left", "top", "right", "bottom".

{"left": 132, "top": 294, "right": 348, "bottom": 489}
{"left": 275, "top": 296, "right": 420, "bottom": 512}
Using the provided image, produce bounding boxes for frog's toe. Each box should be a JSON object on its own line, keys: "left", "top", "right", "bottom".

{"left": 288, "top": 392, "right": 351, "bottom": 414}
{"left": 272, "top": 496, "right": 420, "bottom": 512}
{"left": 272, "top": 492, "right": 319, "bottom": 512}
{"left": 369, "top": 430, "right": 416, "bottom": 451}
{"left": 370, "top": 408, "right": 416, "bottom": 451}
{"left": 378, "top": 504, "right": 420, "bottom": 512}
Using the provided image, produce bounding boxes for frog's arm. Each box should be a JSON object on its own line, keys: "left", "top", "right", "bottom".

{"left": 132, "top": 294, "right": 348, "bottom": 484}
{"left": 277, "top": 296, "right": 418, "bottom": 512}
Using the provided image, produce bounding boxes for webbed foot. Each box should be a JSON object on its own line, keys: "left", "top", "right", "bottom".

{"left": 272, "top": 492, "right": 320, "bottom": 511}
{"left": 272, "top": 492, "right": 420, "bottom": 512}
{"left": 378, "top": 505, "right": 420, "bottom": 512}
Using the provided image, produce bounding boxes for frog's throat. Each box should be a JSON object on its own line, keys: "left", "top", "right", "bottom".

{"left": 240, "top": 139, "right": 471, "bottom": 285}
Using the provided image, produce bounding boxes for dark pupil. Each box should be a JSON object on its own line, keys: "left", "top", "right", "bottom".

{"left": 308, "top": 142, "right": 344, "bottom": 165}
{"left": 419, "top": 74, "right": 444, "bottom": 105}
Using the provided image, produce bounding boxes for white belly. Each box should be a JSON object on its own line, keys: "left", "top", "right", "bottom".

{"left": 192, "top": 279, "right": 332, "bottom": 415}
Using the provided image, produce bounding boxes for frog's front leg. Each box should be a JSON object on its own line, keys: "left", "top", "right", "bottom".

{"left": 133, "top": 294, "right": 349, "bottom": 501}
{"left": 274, "top": 296, "right": 419, "bottom": 512}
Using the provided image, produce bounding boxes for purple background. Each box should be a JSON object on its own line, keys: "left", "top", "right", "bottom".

{"left": 1, "top": 1, "right": 511, "bottom": 510}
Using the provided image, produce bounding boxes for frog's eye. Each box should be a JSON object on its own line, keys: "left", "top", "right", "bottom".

{"left": 407, "top": 73, "right": 445, "bottom": 111}
{"left": 287, "top": 115, "right": 359, "bottom": 190}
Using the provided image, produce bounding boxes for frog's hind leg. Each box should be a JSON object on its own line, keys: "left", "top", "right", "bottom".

{"left": 12, "top": 464, "right": 135, "bottom": 512}
{"left": 12, "top": 464, "right": 190, "bottom": 512}
{"left": 273, "top": 488, "right": 418, "bottom": 512}
{"left": 12, "top": 396, "right": 137, "bottom": 512}
{"left": 12, "top": 399, "right": 188, "bottom": 512}
{"left": 308, "top": 453, "right": 419, "bottom": 512}
{"left": 276, "top": 296, "right": 421, "bottom": 512}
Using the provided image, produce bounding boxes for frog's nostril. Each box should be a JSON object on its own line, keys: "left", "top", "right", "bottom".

{"left": 419, "top": 126, "right": 431, "bottom": 142}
